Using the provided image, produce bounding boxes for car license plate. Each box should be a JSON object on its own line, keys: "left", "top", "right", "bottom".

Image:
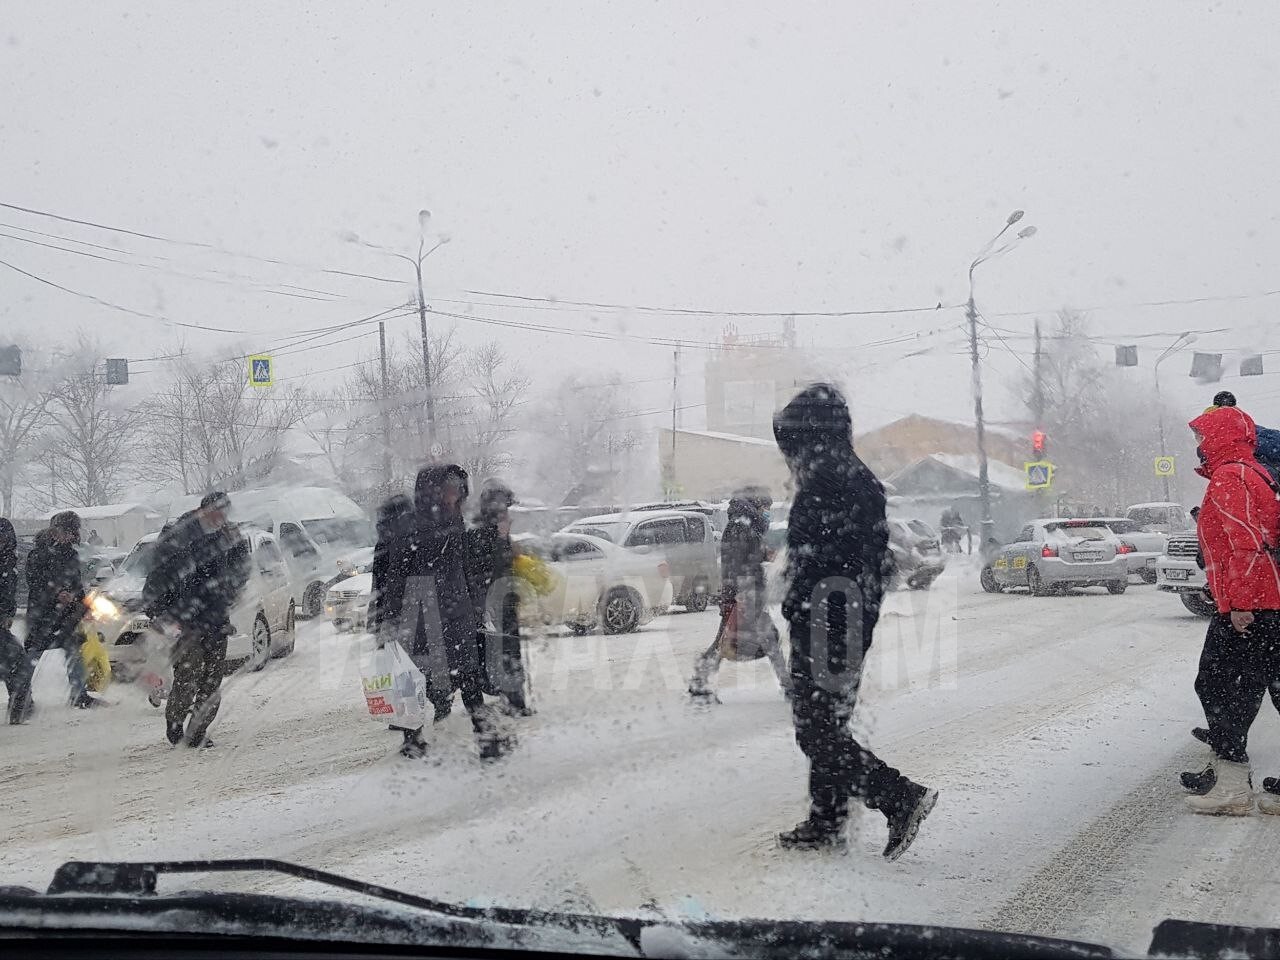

{"left": 1076, "top": 551, "right": 1102, "bottom": 562}
{"left": 1166, "top": 568, "right": 1189, "bottom": 581}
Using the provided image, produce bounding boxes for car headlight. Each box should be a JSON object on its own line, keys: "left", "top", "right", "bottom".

{"left": 86, "top": 591, "right": 120, "bottom": 622}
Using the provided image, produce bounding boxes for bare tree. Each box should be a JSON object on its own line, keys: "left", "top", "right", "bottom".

{"left": 454, "top": 342, "right": 530, "bottom": 483}
{"left": 1018, "top": 310, "right": 1174, "bottom": 509}
{"left": 144, "top": 356, "right": 309, "bottom": 494}
{"left": 45, "top": 344, "right": 145, "bottom": 507}
{"left": 528, "top": 373, "right": 641, "bottom": 505}
{"left": 0, "top": 348, "right": 57, "bottom": 515}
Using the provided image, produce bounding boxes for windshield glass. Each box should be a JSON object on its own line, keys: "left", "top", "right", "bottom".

{"left": 117, "top": 540, "right": 159, "bottom": 577}
{"left": 1045, "top": 525, "right": 1112, "bottom": 542}
{"left": 1127, "top": 508, "right": 1172, "bottom": 528}
{"left": 4, "top": 3, "right": 1274, "bottom": 956}
{"left": 301, "top": 517, "right": 373, "bottom": 549}
{"left": 567, "top": 522, "right": 629, "bottom": 544}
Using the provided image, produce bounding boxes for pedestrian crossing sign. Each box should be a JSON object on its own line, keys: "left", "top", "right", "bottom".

{"left": 248, "top": 354, "right": 273, "bottom": 387}
{"left": 1025, "top": 460, "right": 1054, "bottom": 490}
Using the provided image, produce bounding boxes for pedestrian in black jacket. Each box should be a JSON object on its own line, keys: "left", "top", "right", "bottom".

{"left": 773, "top": 383, "right": 937, "bottom": 859}
{"left": 0, "top": 517, "right": 34, "bottom": 723}
{"left": 143, "top": 491, "right": 250, "bottom": 747}
{"left": 465, "top": 482, "right": 533, "bottom": 716}
{"left": 373, "top": 464, "right": 513, "bottom": 760}
{"left": 688, "top": 486, "right": 790, "bottom": 700}
{"left": 25, "top": 511, "right": 93, "bottom": 708}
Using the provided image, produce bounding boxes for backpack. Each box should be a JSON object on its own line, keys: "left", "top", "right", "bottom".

{"left": 1256, "top": 426, "right": 1280, "bottom": 484}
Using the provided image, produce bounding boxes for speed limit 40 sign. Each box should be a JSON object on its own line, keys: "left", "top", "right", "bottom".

{"left": 1154, "top": 456, "right": 1176, "bottom": 477}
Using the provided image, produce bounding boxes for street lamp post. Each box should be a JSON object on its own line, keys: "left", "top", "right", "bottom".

{"left": 967, "top": 211, "right": 1036, "bottom": 545}
{"left": 1153, "top": 331, "right": 1196, "bottom": 501}
{"left": 345, "top": 214, "right": 451, "bottom": 455}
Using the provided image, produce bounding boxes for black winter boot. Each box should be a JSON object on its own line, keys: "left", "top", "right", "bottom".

{"left": 400, "top": 729, "right": 428, "bottom": 759}
{"left": 471, "top": 706, "right": 515, "bottom": 762}
{"left": 166, "top": 721, "right": 185, "bottom": 745}
{"left": 778, "top": 818, "right": 847, "bottom": 850}
{"left": 883, "top": 785, "right": 939, "bottom": 862}
{"left": 1181, "top": 765, "right": 1217, "bottom": 794}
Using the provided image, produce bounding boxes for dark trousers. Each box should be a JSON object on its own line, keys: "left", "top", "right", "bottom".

{"left": 1195, "top": 611, "right": 1280, "bottom": 763}
{"left": 168, "top": 628, "right": 228, "bottom": 741}
{"left": 1, "top": 627, "right": 34, "bottom": 723}
{"left": 481, "top": 630, "right": 529, "bottom": 710}
{"left": 789, "top": 622, "right": 916, "bottom": 826}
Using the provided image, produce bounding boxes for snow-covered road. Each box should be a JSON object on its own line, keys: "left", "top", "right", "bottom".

{"left": 3, "top": 565, "right": 1278, "bottom": 954}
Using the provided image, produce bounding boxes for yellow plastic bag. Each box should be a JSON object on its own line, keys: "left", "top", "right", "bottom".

{"left": 514, "top": 553, "right": 558, "bottom": 596}
{"left": 79, "top": 625, "right": 112, "bottom": 692}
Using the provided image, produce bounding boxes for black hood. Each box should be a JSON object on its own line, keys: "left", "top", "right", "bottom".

{"left": 727, "top": 485, "right": 771, "bottom": 532}
{"left": 773, "top": 382, "right": 853, "bottom": 463}
{"left": 414, "top": 463, "right": 469, "bottom": 523}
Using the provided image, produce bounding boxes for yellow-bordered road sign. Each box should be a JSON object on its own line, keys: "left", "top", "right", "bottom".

{"left": 248, "top": 355, "right": 273, "bottom": 387}
{"left": 1154, "top": 456, "right": 1176, "bottom": 477}
{"left": 1025, "top": 460, "right": 1054, "bottom": 490}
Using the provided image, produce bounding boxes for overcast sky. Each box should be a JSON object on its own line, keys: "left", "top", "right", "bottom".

{"left": 3, "top": 1, "right": 1278, "bottom": 435}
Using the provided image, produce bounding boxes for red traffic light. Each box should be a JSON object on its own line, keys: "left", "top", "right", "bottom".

{"left": 1032, "top": 430, "right": 1046, "bottom": 454}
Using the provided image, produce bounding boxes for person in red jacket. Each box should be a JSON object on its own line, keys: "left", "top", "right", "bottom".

{"left": 1185, "top": 404, "right": 1280, "bottom": 815}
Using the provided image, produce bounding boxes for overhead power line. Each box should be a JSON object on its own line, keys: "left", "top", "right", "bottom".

{"left": 0, "top": 198, "right": 404, "bottom": 285}
{"left": 0, "top": 254, "right": 250, "bottom": 334}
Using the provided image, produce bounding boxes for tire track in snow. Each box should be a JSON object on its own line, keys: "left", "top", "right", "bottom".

{"left": 980, "top": 747, "right": 1200, "bottom": 939}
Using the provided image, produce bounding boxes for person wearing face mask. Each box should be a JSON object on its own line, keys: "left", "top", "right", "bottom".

{"left": 688, "top": 485, "right": 791, "bottom": 702}
{"left": 373, "top": 464, "right": 514, "bottom": 760}
{"left": 465, "top": 481, "right": 533, "bottom": 717}
{"left": 0, "top": 517, "right": 35, "bottom": 723}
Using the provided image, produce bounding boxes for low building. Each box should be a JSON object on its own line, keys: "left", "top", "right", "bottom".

{"left": 658, "top": 428, "right": 791, "bottom": 502}
{"left": 886, "top": 454, "right": 1041, "bottom": 543}
{"left": 856, "top": 414, "right": 1027, "bottom": 478}
{"left": 39, "top": 502, "right": 162, "bottom": 549}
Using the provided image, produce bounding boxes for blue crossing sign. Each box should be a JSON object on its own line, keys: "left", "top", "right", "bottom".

{"left": 1025, "top": 460, "right": 1054, "bottom": 491}
{"left": 248, "top": 354, "right": 273, "bottom": 387}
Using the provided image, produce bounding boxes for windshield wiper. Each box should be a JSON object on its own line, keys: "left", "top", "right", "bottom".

{"left": 6, "top": 858, "right": 1122, "bottom": 959}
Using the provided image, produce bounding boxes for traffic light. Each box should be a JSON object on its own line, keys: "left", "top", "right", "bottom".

{"left": 0, "top": 345, "right": 20, "bottom": 377}
{"left": 1032, "top": 430, "right": 1046, "bottom": 455}
{"left": 105, "top": 358, "right": 129, "bottom": 385}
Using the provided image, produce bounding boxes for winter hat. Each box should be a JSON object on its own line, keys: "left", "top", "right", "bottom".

{"left": 51, "top": 510, "right": 81, "bottom": 538}
{"left": 1213, "top": 391, "right": 1237, "bottom": 408}
{"left": 201, "top": 490, "right": 230, "bottom": 512}
{"left": 476, "top": 482, "right": 516, "bottom": 522}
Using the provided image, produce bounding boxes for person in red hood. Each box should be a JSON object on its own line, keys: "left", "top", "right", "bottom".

{"left": 1184, "top": 404, "right": 1280, "bottom": 815}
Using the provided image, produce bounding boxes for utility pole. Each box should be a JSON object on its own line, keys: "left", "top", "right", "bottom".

{"left": 967, "top": 281, "right": 994, "bottom": 544}
{"left": 378, "top": 320, "right": 392, "bottom": 487}
{"left": 1154, "top": 332, "right": 1195, "bottom": 502}
{"left": 967, "top": 210, "right": 1037, "bottom": 545}
{"left": 667, "top": 347, "right": 679, "bottom": 496}
{"left": 1031, "top": 318, "right": 1045, "bottom": 428}
{"left": 413, "top": 258, "right": 438, "bottom": 455}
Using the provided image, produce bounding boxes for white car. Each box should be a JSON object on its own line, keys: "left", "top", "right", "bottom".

{"left": 1156, "top": 531, "right": 1214, "bottom": 617}
{"left": 93, "top": 527, "right": 299, "bottom": 674}
{"left": 524, "top": 533, "right": 673, "bottom": 635}
{"left": 325, "top": 572, "right": 373, "bottom": 633}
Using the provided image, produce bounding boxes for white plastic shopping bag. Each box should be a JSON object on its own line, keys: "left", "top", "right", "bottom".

{"left": 360, "top": 641, "right": 428, "bottom": 729}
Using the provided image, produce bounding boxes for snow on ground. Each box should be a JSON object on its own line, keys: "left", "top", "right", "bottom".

{"left": 2, "top": 564, "right": 1278, "bottom": 954}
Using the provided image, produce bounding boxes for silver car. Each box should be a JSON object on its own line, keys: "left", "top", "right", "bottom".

{"left": 982, "top": 519, "right": 1130, "bottom": 596}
